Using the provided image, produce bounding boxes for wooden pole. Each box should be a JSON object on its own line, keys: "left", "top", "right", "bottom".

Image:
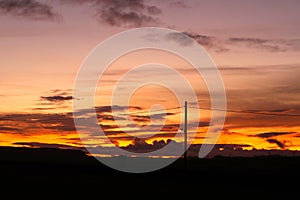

{"left": 184, "top": 101, "right": 188, "bottom": 169}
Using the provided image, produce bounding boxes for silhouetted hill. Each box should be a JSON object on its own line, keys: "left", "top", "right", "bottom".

{"left": 0, "top": 146, "right": 94, "bottom": 164}
{"left": 1, "top": 147, "right": 300, "bottom": 197}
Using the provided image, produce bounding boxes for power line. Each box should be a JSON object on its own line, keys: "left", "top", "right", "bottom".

{"left": 112, "top": 105, "right": 300, "bottom": 117}
{"left": 119, "top": 106, "right": 182, "bottom": 115}
{"left": 189, "top": 106, "right": 300, "bottom": 117}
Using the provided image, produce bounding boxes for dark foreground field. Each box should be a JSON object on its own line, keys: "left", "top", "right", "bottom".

{"left": 0, "top": 147, "right": 299, "bottom": 197}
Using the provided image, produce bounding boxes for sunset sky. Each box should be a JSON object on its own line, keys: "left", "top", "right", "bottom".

{"left": 0, "top": 0, "right": 300, "bottom": 156}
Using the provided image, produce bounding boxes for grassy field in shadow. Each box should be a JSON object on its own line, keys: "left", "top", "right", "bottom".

{"left": 0, "top": 147, "right": 299, "bottom": 196}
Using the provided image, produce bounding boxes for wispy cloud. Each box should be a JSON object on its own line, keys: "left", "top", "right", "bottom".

{"left": 169, "top": 1, "right": 189, "bottom": 8}
{"left": 184, "top": 32, "right": 229, "bottom": 52}
{"left": 166, "top": 32, "right": 228, "bottom": 53}
{"left": 60, "top": 0, "right": 161, "bottom": 27}
{"left": 0, "top": 0, "right": 60, "bottom": 20}
{"left": 266, "top": 139, "right": 286, "bottom": 149}
{"left": 224, "top": 109, "right": 300, "bottom": 129}
{"left": 36, "top": 89, "right": 74, "bottom": 109}
{"left": 0, "top": 126, "right": 20, "bottom": 132}
{"left": 0, "top": 112, "right": 76, "bottom": 134}
{"left": 228, "top": 37, "right": 284, "bottom": 52}
{"left": 172, "top": 31, "right": 300, "bottom": 53}
{"left": 130, "top": 112, "right": 175, "bottom": 123}
{"left": 95, "top": 105, "right": 142, "bottom": 113}
{"left": 13, "top": 141, "right": 83, "bottom": 150}
{"left": 255, "top": 132, "right": 296, "bottom": 139}
{"left": 0, "top": 0, "right": 161, "bottom": 26}
{"left": 0, "top": 104, "right": 178, "bottom": 138}
{"left": 92, "top": 0, "right": 161, "bottom": 27}
{"left": 226, "top": 37, "right": 300, "bottom": 53}
{"left": 40, "top": 95, "right": 73, "bottom": 103}
{"left": 166, "top": 32, "right": 300, "bottom": 53}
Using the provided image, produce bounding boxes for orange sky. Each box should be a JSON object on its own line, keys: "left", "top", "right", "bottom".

{"left": 0, "top": 0, "right": 300, "bottom": 155}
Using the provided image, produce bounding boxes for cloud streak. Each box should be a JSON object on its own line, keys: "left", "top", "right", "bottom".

{"left": 13, "top": 142, "right": 83, "bottom": 150}
{"left": 255, "top": 132, "right": 296, "bottom": 139}
{"left": 93, "top": 0, "right": 161, "bottom": 27}
{"left": 228, "top": 37, "right": 284, "bottom": 52}
{"left": 166, "top": 32, "right": 228, "bottom": 53}
{"left": 266, "top": 139, "right": 286, "bottom": 149}
{"left": 0, "top": 126, "right": 20, "bottom": 131}
{"left": 174, "top": 31, "right": 300, "bottom": 53}
{"left": 0, "top": 0, "right": 161, "bottom": 27}
{"left": 184, "top": 32, "right": 229, "bottom": 52}
{"left": 95, "top": 105, "right": 142, "bottom": 114}
{"left": 0, "top": 0, "right": 60, "bottom": 20}
{"left": 130, "top": 112, "right": 175, "bottom": 123}
{"left": 40, "top": 95, "right": 73, "bottom": 103}
{"left": 34, "top": 89, "right": 74, "bottom": 110}
{"left": 166, "top": 32, "right": 299, "bottom": 53}
{"left": 169, "top": 1, "right": 189, "bottom": 8}
{"left": 61, "top": 0, "right": 162, "bottom": 27}
{"left": 0, "top": 112, "right": 76, "bottom": 133}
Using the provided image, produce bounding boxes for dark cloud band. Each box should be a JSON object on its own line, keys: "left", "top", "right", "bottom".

{"left": 0, "top": 0, "right": 60, "bottom": 20}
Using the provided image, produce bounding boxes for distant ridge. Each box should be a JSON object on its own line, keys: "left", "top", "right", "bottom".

{"left": 0, "top": 146, "right": 94, "bottom": 165}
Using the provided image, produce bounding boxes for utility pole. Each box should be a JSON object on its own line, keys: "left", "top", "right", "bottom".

{"left": 184, "top": 101, "right": 188, "bottom": 169}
